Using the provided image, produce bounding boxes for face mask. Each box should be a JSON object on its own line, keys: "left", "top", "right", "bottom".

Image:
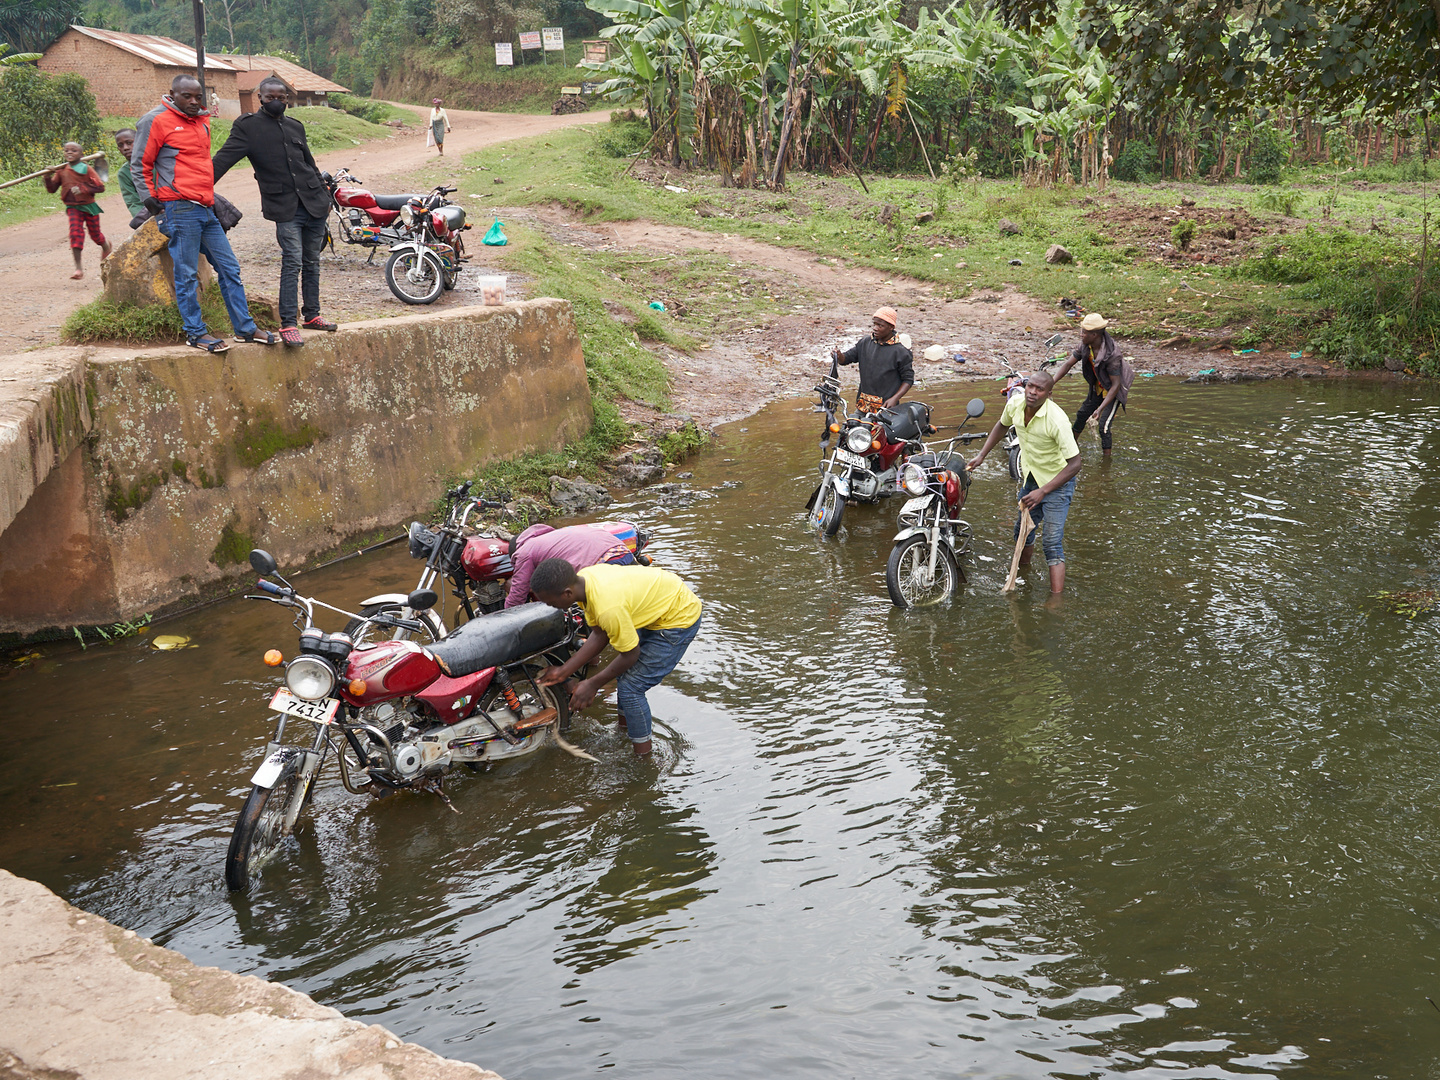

{"left": 262, "top": 99, "right": 286, "bottom": 118}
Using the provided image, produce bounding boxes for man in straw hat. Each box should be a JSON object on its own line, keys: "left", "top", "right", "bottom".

{"left": 1054, "top": 312, "right": 1132, "bottom": 457}
{"left": 830, "top": 306, "right": 914, "bottom": 415}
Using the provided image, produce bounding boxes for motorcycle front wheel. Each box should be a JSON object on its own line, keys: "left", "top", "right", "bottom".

{"left": 808, "top": 476, "right": 845, "bottom": 537}
{"left": 385, "top": 248, "right": 444, "bottom": 305}
{"left": 886, "top": 534, "right": 959, "bottom": 608}
{"left": 226, "top": 758, "right": 308, "bottom": 893}
{"left": 1007, "top": 442, "right": 1024, "bottom": 483}
{"left": 344, "top": 603, "right": 445, "bottom": 646}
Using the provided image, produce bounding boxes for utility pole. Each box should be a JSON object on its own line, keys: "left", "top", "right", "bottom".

{"left": 192, "top": 0, "right": 207, "bottom": 99}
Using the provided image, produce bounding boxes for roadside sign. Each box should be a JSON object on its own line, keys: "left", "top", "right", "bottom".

{"left": 519, "top": 30, "right": 541, "bottom": 50}
{"left": 542, "top": 27, "right": 564, "bottom": 51}
{"left": 494, "top": 41, "right": 513, "bottom": 65}
{"left": 581, "top": 81, "right": 600, "bottom": 95}
{"left": 583, "top": 39, "right": 609, "bottom": 64}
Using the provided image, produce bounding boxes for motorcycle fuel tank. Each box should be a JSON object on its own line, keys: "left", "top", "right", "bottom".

{"left": 341, "top": 640, "right": 442, "bottom": 706}
{"left": 335, "top": 187, "right": 378, "bottom": 209}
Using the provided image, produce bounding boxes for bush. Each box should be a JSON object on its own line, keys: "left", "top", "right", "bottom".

{"left": 0, "top": 65, "right": 101, "bottom": 176}
{"left": 1247, "top": 123, "right": 1290, "bottom": 185}
{"left": 62, "top": 283, "right": 279, "bottom": 345}
{"left": 1111, "top": 138, "right": 1158, "bottom": 182}
{"left": 593, "top": 118, "right": 651, "bottom": 158}
{"left": 1254, "top": 185, "right": 1305, "bottom": 216}
{"left": 330, "top": 93, "right": 388, "bottom": 125}
{"left": 1171, "top": 219, "right": 1196, "bottom": 251}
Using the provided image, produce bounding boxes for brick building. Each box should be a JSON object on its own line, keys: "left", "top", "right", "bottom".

{"left": 40, "top": 26, "right": 244, "bottom": 119}
{"left": 228, "top": 55, "right": 347, "bottom": 111}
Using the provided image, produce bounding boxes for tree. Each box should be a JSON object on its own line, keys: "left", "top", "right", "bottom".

{"left": 0, "top": 0, "right": 81, "bottom": 53}
{"left": 992, "top": 0, "right": 1440, "bottom": 118}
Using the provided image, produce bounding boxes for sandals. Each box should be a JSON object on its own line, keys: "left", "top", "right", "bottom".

{"left": 279, "top": 326, "right": 304, "bottom": 348}
{"left": 235, "top": 330, "right": 279, "bottom": 346}
{"left": 187, "top": 334, "right": 229, "bottom": 353}
{"left": 303, "top": 315, "right": 338, "bottom": 332}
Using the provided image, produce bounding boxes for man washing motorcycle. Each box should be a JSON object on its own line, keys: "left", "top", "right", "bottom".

{"left": 1052, "top": 312, "right": 1131, "bottom": 457}
{"left": 530, "top": 559, "right": 702, "bottom": 758}
{"left": 831, "top": 306, "right": 914, "bottom": 415}
{"left": 966, "top": 369, "right": 1082, "bottom": 595}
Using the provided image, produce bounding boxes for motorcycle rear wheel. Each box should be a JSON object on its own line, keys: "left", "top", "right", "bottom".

{"left": 225, "top": 758, "right": 307, "bottom": 893}
{"left": 808, "top": 476, "right": 845, "bottom": 537}
{"left": 886, "top": 534, "right": 959, "bottom": 608}
{"left": 344, "top": 603, "right": 444, "bottom": 646}
{"left": 385, "top": 249, "right": 444, "bottom": 305}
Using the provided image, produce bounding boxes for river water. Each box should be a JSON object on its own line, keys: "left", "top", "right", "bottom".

{"left": 3, "top": 376, "right": 1440, "bottom": 1079}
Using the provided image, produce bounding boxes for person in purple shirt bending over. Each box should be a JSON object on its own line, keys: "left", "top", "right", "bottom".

{"left": 504, "top": 524, "right": 636, "bottom": 608}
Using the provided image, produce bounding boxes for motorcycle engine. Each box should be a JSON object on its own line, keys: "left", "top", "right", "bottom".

{"left": 851, "top": 473, "right": 880, "bottom": 500}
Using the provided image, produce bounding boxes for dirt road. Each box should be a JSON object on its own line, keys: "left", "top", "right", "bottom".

{"left": 0, "top": 105, "right": 599, "bottom": 348}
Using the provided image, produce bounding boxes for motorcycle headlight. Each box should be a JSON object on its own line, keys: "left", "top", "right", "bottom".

{"left": 286, "top": 655, "right": 336, "bottom": 702}
{"left": 901, "top": 462, "right": 929, "bottom": 496}
{"left": 845, "top": 426, "right": 872, "bottom": 454}
{"left": 401, "top": 203, "right": 415, "bottom": 226}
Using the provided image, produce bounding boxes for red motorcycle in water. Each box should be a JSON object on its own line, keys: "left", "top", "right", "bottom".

{"left": 805, "top": 357, "right": 935, "bottom": 536}
{"left": 225, "top": 547, "right": 585, "bottom": 892}
{"left": 347, "top": 481, "right": 650, "bottom": 645}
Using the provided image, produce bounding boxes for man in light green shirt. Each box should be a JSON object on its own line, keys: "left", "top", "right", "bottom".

{"left": 967, "top": 369, "right": 1082, "bottom": 594}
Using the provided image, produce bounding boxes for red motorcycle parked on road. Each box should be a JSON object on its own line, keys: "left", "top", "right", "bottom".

{"left": 323, "top": 167, "right": 422, "bottom": 260}
{"left": 805, "top": 357, "right": 935, "bottom": 536}
{"left": 225, "top": 547, "right": 584, "bottom": 892}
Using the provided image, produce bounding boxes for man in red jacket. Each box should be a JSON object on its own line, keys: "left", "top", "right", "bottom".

{"left": 133, "top": 74, "right": 276, "bottom": 353}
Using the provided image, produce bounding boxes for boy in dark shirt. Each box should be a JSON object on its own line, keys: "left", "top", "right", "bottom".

{"left": 44, "top": 142, "right": 110, "bottom": 279}
{"left": 1053, "top": 311, "right": 1130, "bottom": 457}
{"left": 831, "top": 306, "right": 914, "bottom": 414}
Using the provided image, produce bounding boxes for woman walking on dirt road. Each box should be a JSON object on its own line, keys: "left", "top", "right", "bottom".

{"left": 428, "top": 99, "right": 451, "bottom": 156}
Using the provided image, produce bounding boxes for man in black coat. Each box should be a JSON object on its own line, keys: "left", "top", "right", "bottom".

{"left": 213, "top": 77, "right": 337, "bottom": 346}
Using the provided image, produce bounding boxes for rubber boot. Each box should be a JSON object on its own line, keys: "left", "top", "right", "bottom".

{"left": 632, "top": 739, "right": 653, "bottom": 757}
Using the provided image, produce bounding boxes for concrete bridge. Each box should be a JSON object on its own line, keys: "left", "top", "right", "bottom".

{"left": 0, "top": 300, "right": 592, "bottom": 638}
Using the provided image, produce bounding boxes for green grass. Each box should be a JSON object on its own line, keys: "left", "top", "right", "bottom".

{"left": 61, "top": 281, "right": 279, "bottom": 344}
{"left": 379, "top": 42, "right": 599, "bottom": 115}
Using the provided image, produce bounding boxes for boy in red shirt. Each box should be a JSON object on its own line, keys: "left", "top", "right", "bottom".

{"left": 44, "top": 142, "right": 110, "bottom": 280}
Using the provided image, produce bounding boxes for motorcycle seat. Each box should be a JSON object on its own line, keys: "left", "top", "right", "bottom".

{"left": 878, "top": 401, "right": 932, "bottom": 443}
{"left": 427, "top": 602, "right": 569, "bottom": 677}
{"left": 373, "top": 193, "right": 424, "bottom": 210}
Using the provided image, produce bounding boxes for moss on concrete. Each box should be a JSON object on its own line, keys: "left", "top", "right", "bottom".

{"left": 106, "top": 469, "right": 167, "bottom": 523}
{"left": 233, "top": 411, "right": 325, "bottom": 470}
{"left": 211, "top": 519, "right": 255, "bottom": 567}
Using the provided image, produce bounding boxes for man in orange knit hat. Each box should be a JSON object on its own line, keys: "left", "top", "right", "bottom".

{"left": 830, "top": 306, "right": 914, "bottom": 415}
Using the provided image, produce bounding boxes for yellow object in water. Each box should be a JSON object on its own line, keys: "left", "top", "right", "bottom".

{"left": 151, "top": 634, "right": 196, "bottom": 650}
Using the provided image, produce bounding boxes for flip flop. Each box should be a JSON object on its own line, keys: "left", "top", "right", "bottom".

{"left": 279, "top": 326, "right": 304, "bottom": 348}
{"left": 188, "top": 334, "right": 229, "bottom": 353}
{"left": 236, "top": 330, "right": 279, "bottom": 346}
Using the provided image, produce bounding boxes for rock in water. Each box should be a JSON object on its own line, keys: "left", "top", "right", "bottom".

{"left": 1045, "top": 244, "right": 1074, "bottom": 264}
{"left": 550, "top": 475, "right": 612, "bottom": 513}
{"left": 613, "top": 446, "right": 665, "bottom": 488}
{"left": 101, "top": 217, "right": 212, "bottom": 308}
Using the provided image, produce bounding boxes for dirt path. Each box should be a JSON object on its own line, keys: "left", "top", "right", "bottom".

{"left": 0, "top": 106, "right": 599, "bottom": 349}
{"left": 514, "top": 207, "right": 1342, "bottom": 429}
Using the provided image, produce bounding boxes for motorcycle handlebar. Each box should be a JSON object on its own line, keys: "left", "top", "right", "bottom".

{"left": 256, "top": 579, "right": 286, "bottom": 596}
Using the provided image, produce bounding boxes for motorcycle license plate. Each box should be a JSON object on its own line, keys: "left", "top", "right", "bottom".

{"left": 901, "top": 497, "right": 932, "bottom": 515}
{"left": 269, "top": 688, "right": 339, "bottom": 725}
{"left": 834, "top": 449, "right": 869, "bottom": 468}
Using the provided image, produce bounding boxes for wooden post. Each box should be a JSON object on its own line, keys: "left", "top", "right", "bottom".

{"left": 192, "top": 0, "right": 206, "bottom": 99}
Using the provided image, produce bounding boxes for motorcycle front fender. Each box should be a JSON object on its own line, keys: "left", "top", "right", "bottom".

{"left": 251, "top": 746, "right": 301, "bottom": 789}
{"left": 832, "top": 472, "right": 852, "bottom": 498}
{"left": 892, "top": 526, "right": 934, "bottom": 545}
{"left": 388, "top": 240, "right": 425, "bottom": 255}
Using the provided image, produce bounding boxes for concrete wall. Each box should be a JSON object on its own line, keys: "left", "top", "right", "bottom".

{"left": 0, "top": 868, "right": 502, "bottom": 1079}
{"left": 0, "top": 300, "right": 592, "bottom": 636}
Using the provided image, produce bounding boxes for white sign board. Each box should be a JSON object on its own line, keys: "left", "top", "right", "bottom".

{"left": 542, "top": 27, "right": 564, "bottom": 51}
{"left": 494, "top": 41, "right": 513, "bottom": 65}
{"left": 518, "top": 30, "right": 541, "bottom": 50}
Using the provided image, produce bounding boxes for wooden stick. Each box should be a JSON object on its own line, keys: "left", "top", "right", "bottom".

{"left": 1002, "top": 506, "right": 1033, "bottom": 593}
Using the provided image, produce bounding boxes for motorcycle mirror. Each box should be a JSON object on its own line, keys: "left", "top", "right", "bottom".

{"left": 1045, "top": 333, "right": 1063, "bottom": 348}
{"left": 965, "top": 397, "right": 986, "bottom": 418}
{"left": 249, "top": 549, "right": 278, "bottom": 576}
{"left": 408, "top": 588, "right": 439, "bottom": 612}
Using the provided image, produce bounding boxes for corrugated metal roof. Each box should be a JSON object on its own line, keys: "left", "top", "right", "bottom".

{"left": 229, "top": 54, "right": 347, "bottom": 94}
{"left": 68, "top": 25, "right": 240, "bottom": 71}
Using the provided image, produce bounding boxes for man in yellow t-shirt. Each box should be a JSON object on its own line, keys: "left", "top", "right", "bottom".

{"left": 966, "top": 369, "right": 1082, "bottom": 594}
{"left": 532, "top": 559, "right": 702, "bottom": 757}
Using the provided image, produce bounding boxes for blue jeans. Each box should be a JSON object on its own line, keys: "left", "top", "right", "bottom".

{"left": 615, "top": 615, "right": 701, "bottom": 742}
{"left": 1013, "top": 475, "right": 1077, "bottom": 567}
{"left": 275, "top": 206, "right": 327, "bottom": 326}
{"left": 162, "top": 200, "right": 256, "bottom": 341}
